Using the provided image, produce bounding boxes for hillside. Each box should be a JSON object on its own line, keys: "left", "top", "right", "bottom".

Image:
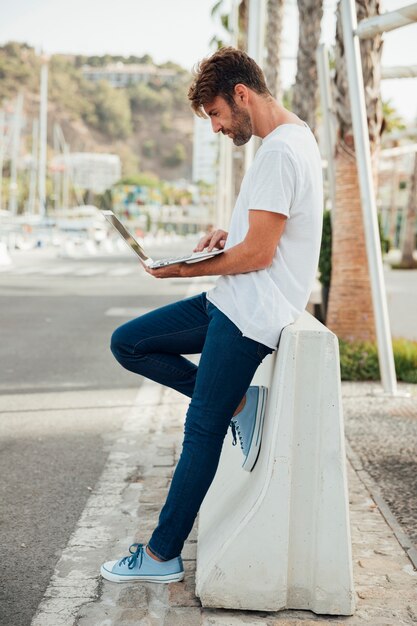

{"left": 0, "top": 42, "right": 195, "bottom": 181}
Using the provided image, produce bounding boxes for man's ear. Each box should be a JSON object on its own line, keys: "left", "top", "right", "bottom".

{"left": 233, "top": 83, "right": 249, "bottom": 105}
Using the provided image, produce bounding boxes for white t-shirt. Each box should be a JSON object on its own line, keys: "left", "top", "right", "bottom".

{"left": 206, "top": 122, "right": 323, "bottom": 350}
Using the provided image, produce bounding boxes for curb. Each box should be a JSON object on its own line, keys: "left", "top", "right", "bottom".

{"left": 346, "top": 439, "right": 417, "bottom": 570}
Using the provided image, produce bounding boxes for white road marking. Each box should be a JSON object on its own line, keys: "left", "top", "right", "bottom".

{"left": 73, "top": 267, "right": 103, "bottom": 276}
{"left": 42, "top": 266, "right": 75, "bottom": 275}
{"left": 105, "top": 307, "right": 151, "bottom": 317}
{"left": 30, "top": 382, "right": 163, "bottom": 626}
{"left": 12, "top": 266, "right": 41, "bottom": 275}
{"left": 108, "top": 267, "right": 136, "bottom": 276}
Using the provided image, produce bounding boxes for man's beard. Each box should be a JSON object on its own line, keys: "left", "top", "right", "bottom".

{"left": 226, "top": 105, "right": 252, "bottom": 146}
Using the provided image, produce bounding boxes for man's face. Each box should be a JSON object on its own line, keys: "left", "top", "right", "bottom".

{"left": 204, "top": 96, "right": 252, "bottom": 146}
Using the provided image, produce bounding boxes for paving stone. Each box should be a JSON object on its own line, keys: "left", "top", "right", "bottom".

{"left": 168, "top": 570, "right": 201, "bottom": 608}
{"left": 118, "top": 607, "right": 149, "bottom": 622}
{"left": 117, "top": 584, "right": 150, "bottom": 608}
{"left": 164, "top": 606, "right": 203, "bottom": 625}
{"left": 33, "top": 380, "right": 417, "bottom": 625}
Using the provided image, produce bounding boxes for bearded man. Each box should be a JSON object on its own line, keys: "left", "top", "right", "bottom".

{"left": 101, "top": 46, "right": 323, "bottom": 584}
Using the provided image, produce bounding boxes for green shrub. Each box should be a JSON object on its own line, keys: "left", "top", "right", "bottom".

{"left": 318, "top": 210, "right": 390, "bottom": 289}
{"left": 142, "top": 139, "right": 156, "bottom": 158}
{"left": 339, "top": 338, "right": 417, "bottom": 383}
{"left": 163, "top": 143, "right": 186, "bottom": 167}
{"left": 318, "top": 209, "right": 332, "bottom": 288}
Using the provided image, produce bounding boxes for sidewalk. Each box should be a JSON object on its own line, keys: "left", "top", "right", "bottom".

{"left": 31, "top": 379, "right": 417, "bottom": 626}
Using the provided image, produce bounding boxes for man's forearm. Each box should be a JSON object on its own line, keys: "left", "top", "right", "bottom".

{"left": 181, "top": 241, "right": 270, "bottom": 278}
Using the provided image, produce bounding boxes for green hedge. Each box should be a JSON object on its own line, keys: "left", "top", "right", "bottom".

{"left": 318, "top": 210, "right": 390, "bottom": 288}
{"left": 339, "top": 338, "right": 417, "bottom": 383}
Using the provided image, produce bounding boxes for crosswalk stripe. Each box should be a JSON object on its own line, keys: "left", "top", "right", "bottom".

{"left": 12, "top": 267, "right": 41, "bottom": 275}
{"left": 42, "top": 266, "right": 75, "bottom": 275}
{"left": 0, "top": 264, "right": 143, "bottom": 277}
{"left": 108, "top": 267, "right": 136, "bottom": 276}
{"left": 105, "top": 307, "right": 151, "bottom": 317}
{"left": 73, "top": 267, "right": 103, "bottom": 276}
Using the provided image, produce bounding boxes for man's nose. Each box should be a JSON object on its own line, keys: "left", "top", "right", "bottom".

{"left": 211, "top": 119, "right": 222, "bottom": 133}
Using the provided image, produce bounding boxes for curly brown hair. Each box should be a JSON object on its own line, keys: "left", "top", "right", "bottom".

{"left": 188, "top": 47, "right": 271, "bottom": 118}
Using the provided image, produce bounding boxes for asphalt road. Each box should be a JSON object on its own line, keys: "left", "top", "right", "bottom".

{"left": 0, "top": 243, "right": 416, "bottom": 625}
{"left": 0, "top": 244, "right": 192, "bottom": 626}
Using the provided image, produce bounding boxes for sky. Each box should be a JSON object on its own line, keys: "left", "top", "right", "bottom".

{"left": 0, "top": 0, "right": 416, "bottom": 122}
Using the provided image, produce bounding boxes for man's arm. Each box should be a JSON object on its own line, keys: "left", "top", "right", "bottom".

{"left": 145, "top": 210, "right": 287, "bottom": 279}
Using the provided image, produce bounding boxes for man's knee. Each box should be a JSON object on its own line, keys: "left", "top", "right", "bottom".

{"left": 110, "top": 321, "right": 141, "bottom": 361}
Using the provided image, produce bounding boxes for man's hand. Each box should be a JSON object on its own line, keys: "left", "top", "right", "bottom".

{"left": 143, "top": 262, "right": 188, "bottom": 279}
{"left": 142, "top": 211, "right": 286, "bottom": 279}
{"left": 193, "top": 229, "right": 228, "bottom": 252}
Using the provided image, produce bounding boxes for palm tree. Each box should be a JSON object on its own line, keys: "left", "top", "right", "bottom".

{"left": 291, "top": 0, "right": 323, "bottom": 138}
{"left": 326, "top": 0, "right": 384, "bottom": 343}
{"left": 264, "top": 0, "right": 285, "bottom": 100}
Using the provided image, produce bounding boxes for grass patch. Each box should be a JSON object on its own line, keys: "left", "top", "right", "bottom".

{"left": 339, "top": 338, "right": 417, "bottom": 383}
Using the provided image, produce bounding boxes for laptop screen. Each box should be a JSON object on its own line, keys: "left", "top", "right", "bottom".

{"left": 102, "top": 210, "right": 149, "bottom": 262}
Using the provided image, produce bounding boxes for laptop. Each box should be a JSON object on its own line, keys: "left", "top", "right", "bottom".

{"left": 102, "top": 210, "right": 224, "bottom": 269}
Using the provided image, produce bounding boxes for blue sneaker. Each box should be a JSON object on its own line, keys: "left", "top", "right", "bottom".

{"left": 100, "top": 543, "right": 184, "bottom": 584}
{"left": 230, "top": 386, "right": 268, "bottom": 472}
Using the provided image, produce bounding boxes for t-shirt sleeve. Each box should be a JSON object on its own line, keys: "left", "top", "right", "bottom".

{"left": 248, "top": 150, "right": 296, "bottom": 218}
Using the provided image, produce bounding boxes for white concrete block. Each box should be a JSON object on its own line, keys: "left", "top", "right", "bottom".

{"left": 83, "top": 239, "right": 98, "bottom": 255}
{"left": 0, "top": 242, "right": 12, "bottom": 266}
{"left": 196, "top": 312, "right": 355, "bottom": 615}
{"left": 59, "top": 240, "right": 78, "bottom": 259}
{"left": 100, "top": 238, "right": 114, "bottom": 254}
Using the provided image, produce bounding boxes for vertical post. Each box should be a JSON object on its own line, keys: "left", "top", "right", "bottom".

{"left": 341, "top": 0, "right": 397, "bottom": 394}
{"left": 28, "top": 119, "right": 38, "bottom": 215}
{"left": 9, "top": 93, "right": 24, "bottom": 216}
{"left": 216, "top": 0, "right": 239, "bottom": 228}
{"left": 317, "top": 44, "right": 336, "bottom": 212}
{"left": 0, "top": 109, "right": 5, "bottom": 213}
{"left": 245, "top": 0, "right": 267, "bottom": 171}
{"left": 38, "top": 61, "right": 48, "bottom": 217}
{"left": 55, "top": 123, "right": 70, "bottom": 210}
{"left": 62, "top": 141, "right": 70, "bottom": 210}
{"left": 216, "top": 134, "right": 234, "bottom": 229}
{"left": 53, "top": 123, "right": 61, "bottom": 211}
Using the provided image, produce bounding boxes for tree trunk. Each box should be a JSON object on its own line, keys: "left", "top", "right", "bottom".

{"left": 326, "top": 0, "right": 384, "bottom": 343}
{"left": 327, "top": 151, "right": 377, "bottom": 341}
{"left": 399, "top": 152, "right": 417, "bottom": 268}
{"left": 238, "top": 0, "right": 248, "bottom": 51}
{"left": 291, "top": 0, "right": 323, "bottom": 139}
{"left": 265, "top": 0, "right": 284, "bottom": 100}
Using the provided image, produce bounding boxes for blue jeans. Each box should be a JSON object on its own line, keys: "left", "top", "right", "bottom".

{"left": 111, "top": 291, "right": 274, "bottom": 560}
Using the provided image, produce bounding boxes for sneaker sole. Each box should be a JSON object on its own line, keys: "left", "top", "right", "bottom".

{"left": 242, "top": 386, "right": 268, "bottom": 472}
{"left": 100, "top": 565, "right": 184, "bottom": 584}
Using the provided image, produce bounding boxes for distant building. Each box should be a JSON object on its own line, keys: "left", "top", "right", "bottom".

{"left": 192, "top": 116, "right": 218, "bottom": 186}
{"left": 51, "top": 153, "right": 121, "bottom": 193}
{"left": 81, "top": 62, "right": 177, "bottom": 88}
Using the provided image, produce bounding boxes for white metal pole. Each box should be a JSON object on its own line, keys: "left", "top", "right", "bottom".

{"left": 8, "top": 92, "right": 24, "bottom": 216}
{"left": 382, "top": 64, "right": 417, "bottom": 79}
{"left": 245, "top": 0, "right": 267, "bottom": 171}
{"left": 317, "top": 44, "right": 336, "bottom": 211}
{"left": 53, "top": 123, "right": 61, "bottom": 211}
{"left": 216, "top": 0, "right": 239, "bottom": 228}
{"left": 0, "top": 110, "right": 5, "bottom": 213}
{"left": 27, "top": 119, "right": 38, "bottom": 215}
{"left": 355, "top": 2, "right": 417, "bottom": 38}
{"left": 341, "top": 0, "right": 398, "bottom": 394}
{"left": 38, "top": 61, "right": 48, "bottom": 217}
{"left": 62, "top": 142, "right": 70, "bottom": 210}
{"left": 54, "top": 123, "right": 70, "bottom": 209}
